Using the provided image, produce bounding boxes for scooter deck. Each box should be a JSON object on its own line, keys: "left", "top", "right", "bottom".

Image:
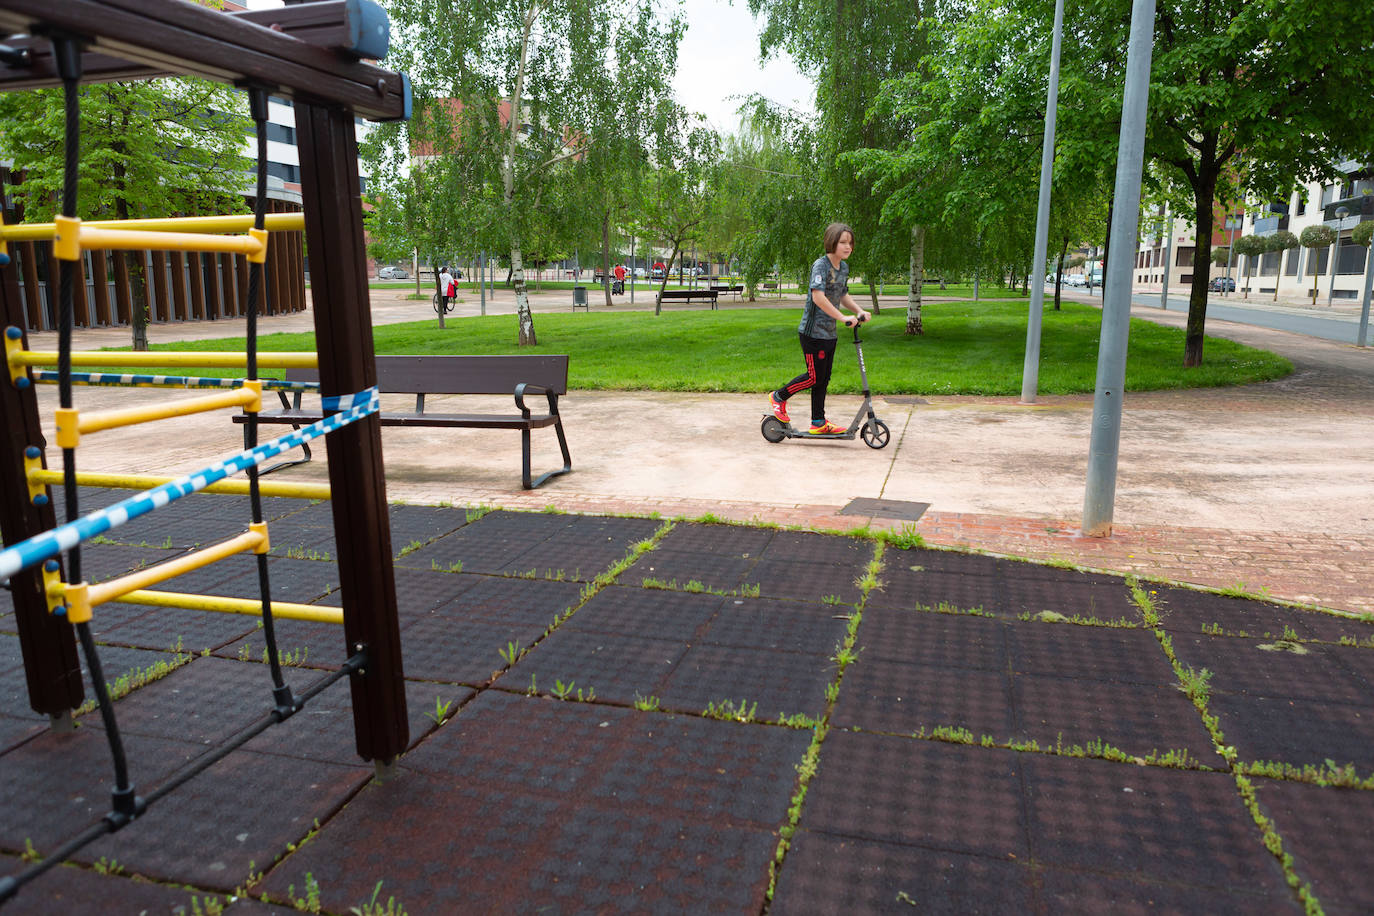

{"left": 764, "top": 417, "right": 858, "bottom": 440}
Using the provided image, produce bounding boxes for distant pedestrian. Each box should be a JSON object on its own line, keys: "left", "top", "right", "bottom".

{"left": 767, "top": 222, "right": 870, "bottom": 434}
{"left": 613, "top": 263, "right": 626, "bottom": 295}
{"left": 439, "top": 266, "right": 454, "bottom": 311}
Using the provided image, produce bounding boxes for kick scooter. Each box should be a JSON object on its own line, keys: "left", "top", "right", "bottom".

{"left": 761, "top": 316, "right": 891, "bottom": 449}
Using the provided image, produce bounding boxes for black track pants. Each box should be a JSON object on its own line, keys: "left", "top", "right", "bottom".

{"left": 775, "top": 333, "right": 838, "bottom": 426}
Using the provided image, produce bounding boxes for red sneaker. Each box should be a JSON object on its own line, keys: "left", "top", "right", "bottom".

{"left": 807, "top": 420, "right": 846, "bottom": 435}
{"left": 769, "top": 392, "right": 789, "bottom": 423}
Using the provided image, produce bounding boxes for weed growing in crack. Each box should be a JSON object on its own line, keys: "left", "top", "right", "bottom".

{"left": 1127, "top": 576, "right": 1161, "bottom": 627}
{"left": 737, "top": 583, "right": 761, "bottom": 598}
{"left": 703, "top": 698, "right": 758, "bottom": 722}
{"left": 498, "top": 641, "right": 523, "bottom": 666}
{"left": 287, "top": 872, "right": 322, "bottom": 912}
{"left": 917, "top": 601, "right": 993, "bottom": 617}
{"left": 1238, "top": 758, "right": 1374, "bottom": 789}
{"left": 76, "top": 645, "right": 194, "bottom": 715}
{"left": 350, "top": 880, "right": 409, "bottom": 915}
{"left": 777, "top": 712, "right": 820, "bottom": 729}
{"left": 1234, "top": 773, "right": 1322, "bottom": 911}
{"left": 396, "top": 540, "right": 425, "bottom": 558}
{"left": 465, "top": 505, "right": 492, "bottom": 524}
{"left": 821, "top": 594, "right": 845, "bottom": 606}
{"left": 426, "top": 696, "right": 454, "bottom": 726}
{"left": 640, "top": 577, "right": 674, "bottom": 590}
{"left": 633, "top": 694, "right": 660, "bottom": 712}
{"left": 766, "top": 723, "right": 828, "bottom": 901}
{"left": 880, "top": 524, "right": 924, "bottom": 550}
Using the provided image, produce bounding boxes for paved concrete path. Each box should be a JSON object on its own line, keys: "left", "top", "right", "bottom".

{"left": 24, "top": 284, "right": 1374, "bottom": 613}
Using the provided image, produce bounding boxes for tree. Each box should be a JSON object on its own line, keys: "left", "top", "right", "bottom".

{"left": 1265, "top": 230, "right": 1299, "bottom": 301}
{"left": 0, "top": 79, "right": 250, "bottom": 349}
{"left": 636, "top": 116, "right": 721, "bottom": 314}
{"left": 1298, "top": 225, "right": 1336, "bottom": 305}
{"left": 1230, "top": 234, "right": 1267, "bottom": 299}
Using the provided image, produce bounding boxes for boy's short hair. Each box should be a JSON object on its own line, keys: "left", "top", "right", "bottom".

{"left": 823, "top": 222, "right": 855, "bottom": 253}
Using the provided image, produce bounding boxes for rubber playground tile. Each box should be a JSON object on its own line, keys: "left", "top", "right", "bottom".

{"left": 620, "top": 548, "right": 756, "bottom": 592}
{"left": 0, "top": 728, "right": 207, "bottom": 852}
{"left": 386, "top": 503, "right": 469, "bottom": 553}
{"left": 393, "top": 531, "right": 539, "bottom": 575}
{"left": 700, "top": 596, "right": 851, "bottom": 655}
{"left": 397, "top": 615, "right": 549, "bottom": 686}
{"left": 265, "top": 524, "right": 335, "bottom": 558}
{"left": 744, "top": 557, "right": 864, "bottom": 604}
{"left": 771, "top": 830, "right": 1036, "bottom": 916}
{"left": 401, "top": 689, "right": 626, "bottom": 793}
{"left": 79, "top": 747, "right": 370, "bottom": 891}
{"left": 1005, "top": 621, "right": 1176, "bottom": 686}
{"left": 213, "top": 618, "right": 346, "bottom": 672}
{"left": 867, "top": 568, "right": 1007, "bottom": 616}
{"left": 1021, "top": 754, "right": 1290, "bottom": 892}
{"left": 434, "top": 576, "right": 583, "bottom": 628}
{"left": 0, "top": 855, "right": 233, "bottom": 916}
{"left": 1290, "top": 609, "right": 1374, "bottom": 645}
{"left": 560, "top": 586, "right": 723, "bottom": 642}
{"left": 883, "top": 544, "right": 1012, "bottom": 581}
{"left": 587, "top": 711, "right": 811, "bottom": 826}
{"left": 387, "top": 566, "right": 479, "bottom": 619}
{"left": 656, "top": 521, "right": 776, "bottom": 557}
{"left": 1253, "top": 778, "right": 1374, "bottom": 913}
{"left": 508, "top": 630, "right": 688, "bottom": 704}
{"left": 74, "top": 644, "right": 192, "bottom": 700}
{"left": 1036, "top": 865, "right": 1302, "bottom": 915}
{"left": 0, "top": 713, "right": 46, "bottom": 753}
{"left": 1169, "top": 633, "right": 1371, "bottom": 703}
{"left": 998, "top": 577, "right": 1139, "bottom": 621}
{"left": 1209, "top": 693, "right": 1374, "bottom": 770}
{"left": 259, "top": 771, "right": 568, "bottom": 913}
{"left": 1150, "top": 585, "right": 1318, "bottom": 639}
{"left": 801, "top": 731, "right": 1028, "bottom": 857}
{"left": 831, "top": 657, "right": 1015, "bottom": 738}
{"left": 95, "top": 603, "right": 259, "bottom": 654}
{"left": 463, "top": 508, "right": 576, "bottom": 539}
{"left": 116, "top": 512, "right": 263, "bottom": 550}
{"left": 854, "top": 606, "right": 1009, "bottom": 670}
{"left": 99, "top": 655, "right": 300, "bottom": 746}
{"left": 1011, "top": 675, "right": 1222, "bottom": 766}
{"left": 79, "top": 543, "right": 185, "bottom": 583}
{"left": 760, "top": 529, "right": 871, "bottom": 566}
{"left": 657, "top": 645, "right": 835, "bottom": 720}
{"left": 1322, "top": 642, "right": 1374, "bottom": 690}
{"left": 245, "top": 678, "right": 473, "bottom": 767}
{"left": 494, "top": 542, "right": 626, "bottom": 581}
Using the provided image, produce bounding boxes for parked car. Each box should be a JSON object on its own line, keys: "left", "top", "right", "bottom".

{"left": 633, "top": 267, "right": 647, "bottom": 279}
{"left": 377, "top": 266, "right": 409, "bottom": 279}
{"left": 1208, "top": 276, "right": 1236, "bottom": 292}
{"left": 1089, "top": 270, "right": 1103, "bottom": 287}
{"left": 1066, "top": 273, "right": 1087, "bottom": 287}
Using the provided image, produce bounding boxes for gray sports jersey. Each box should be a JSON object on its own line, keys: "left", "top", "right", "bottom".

{"left": 798, "top": 255, "right": 848, "bottom": 339}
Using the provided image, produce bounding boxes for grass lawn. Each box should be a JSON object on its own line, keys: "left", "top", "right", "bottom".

{"left": 128, "top": 301, "right": 1291, "bottom": 396}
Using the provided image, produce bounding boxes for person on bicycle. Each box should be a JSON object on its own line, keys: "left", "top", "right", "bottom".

{"left": 438, "top": 266, "right": 454, "bottom": 312}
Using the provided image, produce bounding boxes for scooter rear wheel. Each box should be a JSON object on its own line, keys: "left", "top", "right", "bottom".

{"left": 761, "top": 416, "right": 787, "bottom": 443}
{"left": 861, "top": 419, "right": 891, "bottom": 449}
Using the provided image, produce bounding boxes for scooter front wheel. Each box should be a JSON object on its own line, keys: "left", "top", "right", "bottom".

{"left": 761, "top": 416, "right": 787, "bottom": 443}
{"left": 861, "top": 419, "right": 891, "bottom": 449}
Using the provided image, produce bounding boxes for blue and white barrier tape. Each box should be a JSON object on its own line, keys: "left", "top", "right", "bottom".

{"left": 32, "top": 370, "right": 318, "bottom": 392}
{"left": 0, "top": 387, "right": 378, "bottom": 581}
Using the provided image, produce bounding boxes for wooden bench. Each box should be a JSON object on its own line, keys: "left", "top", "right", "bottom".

{"left": 709, "top": 284, "right": 744, "bottom": 302}
{"left": 238, "top": 354, "right": 572, "bottom": 490}
{"left": 655, "top": 288, "right": 719, "bottom": 309}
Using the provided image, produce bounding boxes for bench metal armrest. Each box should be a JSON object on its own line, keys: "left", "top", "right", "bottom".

{"left": 514, "top": 382, "right": 556, "bottom": 419}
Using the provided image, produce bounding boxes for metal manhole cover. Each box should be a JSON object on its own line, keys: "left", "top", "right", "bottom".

{"left": 839, "top": 498, "right": 930, "bottom": 521}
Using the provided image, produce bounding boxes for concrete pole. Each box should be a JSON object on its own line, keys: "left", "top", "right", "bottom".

{"left": 1224, "top": 219, "right": 1237, "bottom": 295}
{"left": 1019, "top": 0, "right": 1065, "bottom": 405}
{"left": 1082, "top": 0, "right": 1156, "bottom": 538}
{"left": 630, "top": 234, "right": 636, "bottom": 305}
{"left": 1159, "top": 208, "right": 1173, "bottom": 309}
{"left": 479, "top": 251, "right": 486, "bottom": 315}
{"left": 1358, "top": 241, "right": 1372, "bottom": 348}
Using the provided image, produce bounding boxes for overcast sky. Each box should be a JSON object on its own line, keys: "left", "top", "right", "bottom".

{"left": 247, "top": 0, "right": 813, "bottom": 134}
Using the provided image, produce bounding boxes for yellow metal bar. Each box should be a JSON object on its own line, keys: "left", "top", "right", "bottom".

{"left": 27, "top": 468, "right": 331, "bottom": 500}
{"left": 6, "top": 323, "right": 29, "bottom": 385}
{"left": 58, "top": 381, "right": 261, "bottom": 448}
{"left": 81, "top": 528, "right": 267, "bottom": 609}
{"left": 117, "top": 589, "right": 342, "bottom": 624}
{"left": 0, "top": 212, "right": 305, "bottom": 243}
{"left": 59, "top": 221, "right": 267, "bottom": 261}
{"left": 10, "top": 350, "right": 317, "bottom": 369}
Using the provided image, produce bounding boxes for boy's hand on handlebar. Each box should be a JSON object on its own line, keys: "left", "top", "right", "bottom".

{"left": 844, "top": 311, "right": 870, "bottom": 327}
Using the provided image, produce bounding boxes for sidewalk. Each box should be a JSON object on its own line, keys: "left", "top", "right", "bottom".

{"left": 26, "top": 285, "right": 1374, "bottom": 615}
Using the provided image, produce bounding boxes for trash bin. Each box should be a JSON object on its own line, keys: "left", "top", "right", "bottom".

{"left": 572, "top": 285, "right": 588, "bottom": 310}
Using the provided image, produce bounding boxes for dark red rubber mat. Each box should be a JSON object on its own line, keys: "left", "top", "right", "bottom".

{"left": 746, "top": 558, "right": 865, "bottom": 604}
{"left": 387, "top": 566, "right": 480, "bottom": 619}
{"left": 393, "top": 530, "right": 542, "bottom": 575}
{"left": 509, "top": 630, "right": 688, "bottom": 702}
{"left": 1289, "top": 608, "right": 1374, "bottom": 645}
{"left": 855, "top": 606, "right": 1010, "bottom": 670}
{"left": 78, "top": 748, "right": 369, "bottom": 890}
{"left": 622, "top": 548, "right": 757, "bottom": 592}
{"left": 0, "top": 855, "right": 232, "bottom": 915}
{"left": 386, "top": 503, "right": 471, "bottom": 552}
{"left": 772, "top": 830, "right": 1036, "bottom": 915}
{"left": 213, "top": 618, "right": 346, "bottom": 672}
{"left": 831, "top": 657, "right": 1015, "bottom": 737}
{"left": 434, "top": 576, "right": 585, "bottom": 630}
{"left": 399, "top": 615, "right": 551, "bottom": 686}
{"left": 761, "top": 529, "right": 871, "bottom": 566}
{"left": 95, "top": 604, "right": 258, "bottom": 655}
{"left": 1037, "top": 864, "right": 1302, "bottom": 915}
{"left": 1209, "top": 692, "right": 1374, "bottom": 769}
{"left": 562, "top": 586, "right": 723, "bottom": 642}
{"left": 657, "top": 644, "right": 835, "bottom": 719}
{"left": 494, "top": 542, "right": 629, "bottom": 581}
{"left": 1005, "top": 621, "right": 1177, "bottom": 686}
{"left": 883, "top": 544, "right": 1012, "bottom": 580}
{"left": 1253, "top": 778, "right": 1374, "bottom": 913}
{"left": 1011, "top": 675, "right": 1222, "bottom": 766}
{"left": 1149, "top": 586, "right": 1320, "bottom": 639}
{"left": 701, "top": 597, "right": 851, "bottom": 655}
{"left": 265, "top": 523, "right": 335, "bottom": 559}
{"left": 1169, "top": 633, "right": 1371, "bottom": 702}
{"left": 1021, "top": 754, "right": 1290, "bottom": 892}
{"left": 800, "top": 731, "right": 1028, "bottom": 857}
{"left": 657, "top": 521, "right": 776, "bottom": 557}
{"left": 0, "top": 713, "right": 45, "bottom": 754}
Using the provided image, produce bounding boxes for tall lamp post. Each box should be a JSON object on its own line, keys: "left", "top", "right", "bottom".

{"left": 1328, "top": 206, "right": 1349, "bottom": 307}
{"left": 1223, "top": 215, "right": 1240, "bottom": 296}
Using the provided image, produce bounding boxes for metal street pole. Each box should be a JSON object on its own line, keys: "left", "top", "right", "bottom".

{"left": 1159, "top": 208, "right": 1172, "bottom": 309}
{"left": 1328, "top": 207, "right": 1349, "bottom": 307}
{"left": 1019, "top": 0, "right": 1065, "bottom": 405}
{"left": 630, "top": 234, "right": 636, "bottom": 305}
{"left": 479, "top": 251, "right": 486, "bottom": 315}
{"left": 1082, "top": 0, "right": 1156, "bottom": 538}
{"left": 1223, "top": 216, "right": 1237, "bottom": 296}
{"left": 1359, "top": 236, "right": 1372, "bottom": 348}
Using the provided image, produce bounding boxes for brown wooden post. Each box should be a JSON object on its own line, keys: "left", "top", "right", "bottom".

{"left": 219, "top": 252, "right": 236, "bottom": 316}
{"left": 72, "top": 255, "right": 90, "bottom": 328}
{"left": 294, "top": 100, "right": 407, "bottom": 764}
{"left": 90, "top": 251, "right": 112, "bottom": 326}
{"left": 19, "top": 242, "right": 43, "bottom": 329}
{"left": 169, "top": 251, "right": 188, "bottom": 320}
{"left": 204, "top": 253, "right": 222, "bottom": 319}
{"left": 112, "top": 251, "right": 132, "bottom": 325}
{"left": 0, "top": 249, "right": 84, "bottom": 721}
{"left": 291, "top": 225, "right": 306, "bottom": 313}
{"left": 234, "top": 253, "right": 249, "bottom": 314}
{"left": 151, "top": 250, "right": 170, "bottom": 322}
{"left": 187, "top": 251, "right": 206, "bottom": 320}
